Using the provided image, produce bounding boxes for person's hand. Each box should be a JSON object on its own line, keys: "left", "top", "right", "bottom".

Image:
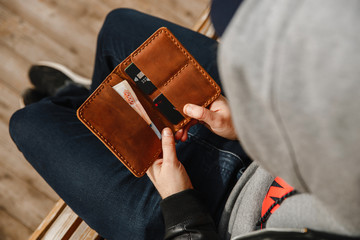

{"left": 175, "top": 95, "right": 237, "bottom": 141}
{"left": 147, "top": 128, "right": 193, "bottom": 199}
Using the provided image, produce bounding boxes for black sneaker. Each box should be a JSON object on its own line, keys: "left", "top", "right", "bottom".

{"left": 20, "top": 88, "right": 48, "bottom": 107}
{"left": 29, "top": 61, "right": 91, "bottom": 96}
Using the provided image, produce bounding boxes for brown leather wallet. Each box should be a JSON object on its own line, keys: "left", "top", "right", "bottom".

{"left": 77, "top": 27, "right": 220, "bottom": 177}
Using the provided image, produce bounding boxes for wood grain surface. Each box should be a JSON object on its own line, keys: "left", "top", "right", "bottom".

{"left": 0, "top": 0, "right": 209, "bottom": 239}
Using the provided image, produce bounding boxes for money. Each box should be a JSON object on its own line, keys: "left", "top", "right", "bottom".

{"left": 113, "top": 80, "right": 162, "bottom": 139}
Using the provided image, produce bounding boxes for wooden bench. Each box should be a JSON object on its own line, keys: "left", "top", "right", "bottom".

{"left": 29, "top": 199, "right": 102, "bottom": 240}
{"left": 29, "top": 6, "right": 215, "bottom": 240}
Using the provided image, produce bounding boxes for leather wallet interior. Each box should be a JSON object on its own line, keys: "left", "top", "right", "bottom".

{"left": 77, "top": 27, "right": 220, "bottom": 177}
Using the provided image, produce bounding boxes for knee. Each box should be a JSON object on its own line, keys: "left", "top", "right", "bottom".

{"left": 9, "top": 107, "right": 29, "bottom": 147}
{"left": 96, "top": 8, "right": 144, "bottom": 59}
{"left": 9, "top": 103, "right": 49, "bottom": 148}
{"left": 100, "top": 8, "right": 140, "bottom": 35}
{"left": 105, "top": 8, "right": 139, "bottom": 23}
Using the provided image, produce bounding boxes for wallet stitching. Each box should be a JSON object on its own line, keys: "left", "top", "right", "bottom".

{"left": 78, "top": 75, "right": 160, "bottom": 176}
{"left": 122, "top": 58, "right": 132, "bottom": 70}
{"left": 132, "top": 29, "right": 221, "bottom": 128}
{"left": 161, "top": 63, "right": 188, "bottom": 88}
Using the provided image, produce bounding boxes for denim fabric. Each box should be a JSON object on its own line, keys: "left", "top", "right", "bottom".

{"left": 9, "top": 9, "right": 251, "bottom": 240}
{"left": 210, "top": 0, "right": 244, "bottom": 36}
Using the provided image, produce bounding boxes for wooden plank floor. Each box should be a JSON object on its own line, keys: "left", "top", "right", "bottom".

{"left": 0, "top": 1, "right": 209, "bottom": 239}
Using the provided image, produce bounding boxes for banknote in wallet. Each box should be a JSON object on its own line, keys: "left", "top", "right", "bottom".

{"left": 112, "top": 80, "right": 161, "bottom": 139}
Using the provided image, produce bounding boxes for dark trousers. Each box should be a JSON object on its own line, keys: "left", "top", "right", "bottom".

{"left": 9, "top": 9, "right": 250, "bottom": 240}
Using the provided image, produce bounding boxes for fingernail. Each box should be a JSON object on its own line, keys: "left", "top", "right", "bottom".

{"left": 163, "top": 128, "right": 172, "bottom": 136}
{"left": 184, "top": 105, "right": 192, "bottom": 116}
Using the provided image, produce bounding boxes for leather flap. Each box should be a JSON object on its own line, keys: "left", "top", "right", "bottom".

{"left": 77, "top": 71, "right": 161, "bottom": 177}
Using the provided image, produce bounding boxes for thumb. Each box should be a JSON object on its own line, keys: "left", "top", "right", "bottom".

{"left": 161, "top": 128, "right": 177, "bottom": 164}
{"left": 184, "top": 104, "right": 215, "bottom": 126}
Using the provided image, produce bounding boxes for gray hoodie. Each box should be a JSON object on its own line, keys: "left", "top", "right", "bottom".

{"left": 218, "top": 0, "right": 360, "bottom": 238}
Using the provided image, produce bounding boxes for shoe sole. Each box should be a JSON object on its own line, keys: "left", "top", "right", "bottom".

{"left": 36, "top": 61, "right": 91, "bottom": 88}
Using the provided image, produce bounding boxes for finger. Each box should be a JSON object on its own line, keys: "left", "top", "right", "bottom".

{"left": 147, "top": 158, "right": 163, "bottom": 179}
{"left": 180, "top": 119, "right": 198, "bottom": 142}
{"left": 146, "top": 164, "right": 156, "bottom": 182}
{"left": 147, "top": 158, "right": 162, "bottom": 173}
{"left": 184, "top": 104, "right": 215, "bottom": 126}
{"left": 174, "top": 129, "right": 184, "bottom": 141}
{"left": 161, "top": 128, "right": 177, "bottom": 164}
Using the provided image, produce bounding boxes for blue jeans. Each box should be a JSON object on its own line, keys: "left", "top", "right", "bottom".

{"left": 9, "top": 9, "right": 251, "bottom": 240}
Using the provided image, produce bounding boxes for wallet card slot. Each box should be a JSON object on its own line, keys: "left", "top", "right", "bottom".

{"left": 119, "top": 61, "right": 179, "bottom": 132}
{"left": 131, "top": 28, "right": 188, "bottom": 92}
{"left": 157, "top": 63, "right": 220, "bottom": 117}
{"left": 122, "top": 62, "right": 186, "bottom": 126}
{"left": 125, "top": 75, "right": 174, "bottom": 132}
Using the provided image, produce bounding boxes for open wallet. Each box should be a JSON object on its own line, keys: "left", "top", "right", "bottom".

{"left": 77, "top": 27, "right": 221, "bottom": 177}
